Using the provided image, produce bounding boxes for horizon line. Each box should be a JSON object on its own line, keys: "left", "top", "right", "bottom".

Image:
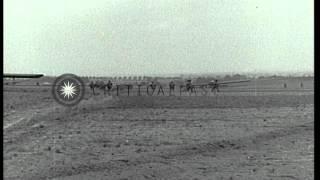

{"left": 17, "top": 70, "right": 313, "bottom": 77}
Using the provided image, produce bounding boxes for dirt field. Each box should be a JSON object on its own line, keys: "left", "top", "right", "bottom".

{"left": 3, "top": 78, "right": 314, "bottom": 180}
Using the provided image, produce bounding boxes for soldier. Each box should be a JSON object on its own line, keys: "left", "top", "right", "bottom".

{"left": 185, "top": 79, "right": 195, "bottom": 95}
{"left": 211, "top": 79, "right": 220, "bottom": 94}
{"left": 89, "top": 81, "right": 96, "bottom": 95}
{"left": 169, "top": 81, "right": 175, "bottom": 96}
{"left": 186, "top": 80, "right": 192, "bottom": 91}
{"left": 106, "top": 80, "right": 113, "bottom": 95}
{"left": 148, "top": 81, "right": 157, "bottom": 95}
{"left": 157, "top": 85, "right": 165, "bottom": 96}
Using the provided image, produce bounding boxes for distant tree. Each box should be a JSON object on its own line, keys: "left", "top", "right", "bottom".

{"left": 232, "top": 74, "right": 247, "bottom": 79}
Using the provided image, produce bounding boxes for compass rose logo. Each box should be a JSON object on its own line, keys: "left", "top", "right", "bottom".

{"left": 60, "top": 81, "right": 77, "bottom": 99}
{"left": 52, "top": 74, "right": 85, "bottom": 106}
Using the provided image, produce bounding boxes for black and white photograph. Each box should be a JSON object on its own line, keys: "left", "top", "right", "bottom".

{"left": 4, "top": 0, "right": 314, "bottom": 179}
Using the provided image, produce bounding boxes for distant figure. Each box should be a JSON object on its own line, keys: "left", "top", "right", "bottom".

{"left": 169, "top": 81, "right": 175, "bottom": 96}
{"left": 106, "top": 80, "right": 113, "bottom": 95}
{"left": 36, "top": 82, "right": 40, "bottom": 86}
{"left": 211, "top": 79, "right": 220, "bottom": 94}
{"left": 157, "top": 85, "right": 165, "bottom": 96}
{"left": 284, "top": 83, "right": 287, "bottom": 88}
{"left": 185, "top": 80, "right": 195, "bottom": 95}
{"left": 89, "top": 81, "right": 96, "bottom": 95}
{"left": 186, "top": 80, "right": 192, "bottom": 91}
{"left": 148, "top": 81, "right": 157, "bottom": 95}
{"left": 300, "top": 82, "right": 304, "bottom": 88}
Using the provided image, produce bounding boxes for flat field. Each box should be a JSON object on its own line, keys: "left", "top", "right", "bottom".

{"left": 3, "top": 77, "right": 314, "bottom": 180}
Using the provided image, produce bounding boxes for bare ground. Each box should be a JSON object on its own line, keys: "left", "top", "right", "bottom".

{"left": 3, "top": 90, "right": 314, "bottom": 180}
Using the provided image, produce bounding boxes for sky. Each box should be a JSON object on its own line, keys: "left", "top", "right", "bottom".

{"left": 4, "top": 0, "right": 314, "bottom": 76}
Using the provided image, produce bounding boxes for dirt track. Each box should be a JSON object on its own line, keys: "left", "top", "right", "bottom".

{"left": 3, "top": 89, "right": 314, "bottom": 180}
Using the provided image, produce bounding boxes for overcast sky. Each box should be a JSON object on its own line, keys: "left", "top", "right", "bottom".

{"left": 4, "top": 0, "right": 313, "bottom": 76}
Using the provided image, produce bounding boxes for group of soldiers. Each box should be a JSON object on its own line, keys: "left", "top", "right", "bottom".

{"left": 89, "top": 79, "right": 220, "bottom": 96}
{"left": 185, "top": 79, "right": 220, "bottom": 94}
{"left": 89, "top": 80, "right": 113, "bottom": 95}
